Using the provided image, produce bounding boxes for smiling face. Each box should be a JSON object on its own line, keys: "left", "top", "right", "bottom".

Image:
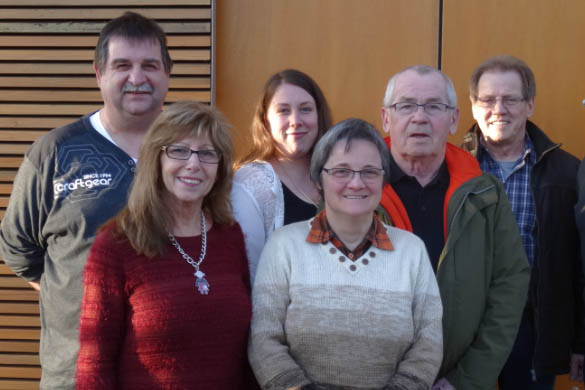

{"left": 381, "top": 70, "right": 459, "bottom": 165}
{"left": 160, "top": 133, "right": 219, "bottom": 214}
{"left": 321, "top": 139, "right": 384, "bottom": 222}
{"left": 95, "top": 36, "right": 170, "bottom": 120}
{"left": 266, "top": 83, "right": 319, "bottom": 160}
{"left": 471, "top": 70, "right": 534, "bottom": 148}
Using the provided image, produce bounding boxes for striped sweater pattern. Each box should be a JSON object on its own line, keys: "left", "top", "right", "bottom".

{"left": 249, "top": 220, "right": 443, "bottom": 390}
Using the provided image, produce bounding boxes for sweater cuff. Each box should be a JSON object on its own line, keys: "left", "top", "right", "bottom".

{"left": 385, "top": 372, "right": 430, "bottom": 390}
{"left": 263, "top": 368, "right": 311, "bottom": 390}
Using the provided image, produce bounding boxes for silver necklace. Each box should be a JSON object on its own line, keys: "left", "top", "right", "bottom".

{"left": 275, "top": 161, "right": 319, "bottom": 207}
{"left": 168, "top": 212, "right": 210, "bottom": 295}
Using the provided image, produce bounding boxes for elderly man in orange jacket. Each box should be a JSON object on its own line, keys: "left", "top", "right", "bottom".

{"left": 379, "top": 65, "right": 529, "bottom": 390}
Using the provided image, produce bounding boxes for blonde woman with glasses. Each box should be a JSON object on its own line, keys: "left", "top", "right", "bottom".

{"left": 76, "top": 101, "right": 258, "bottom": 390}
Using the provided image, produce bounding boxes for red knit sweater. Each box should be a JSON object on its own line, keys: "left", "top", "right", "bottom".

{"left": 75, "top": 221, "right": 258, "bottom": 390}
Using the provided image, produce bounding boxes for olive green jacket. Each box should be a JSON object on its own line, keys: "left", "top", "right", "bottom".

{"left": 381, "top": 142, "right": 530, "bottom": 390}
{"left": 437, "top": 173, "right": 530, "bottom": 389}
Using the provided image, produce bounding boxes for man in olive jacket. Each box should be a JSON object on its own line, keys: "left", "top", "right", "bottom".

{"left": 463, "top": 55, "right": 585, "bottom": 389}
{"left": 380, "top": 65, "right": 530, "bottom": 390}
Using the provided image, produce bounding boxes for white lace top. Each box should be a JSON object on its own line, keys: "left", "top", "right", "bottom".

{"left": 231, "top": 162, "right": 284, "bottom": 282}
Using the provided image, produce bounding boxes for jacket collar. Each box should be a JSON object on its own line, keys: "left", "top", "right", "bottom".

{"left": 462, "top": 120, "right": 560, "bottom": 161}
{"left": 381, "top": 137, "right": 482, "bottom": 236}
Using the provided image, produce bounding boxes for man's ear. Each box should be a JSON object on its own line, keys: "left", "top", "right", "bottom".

{"left": 381, "top": 107, "right": 391, "bottom": 134}
{"left": 94, "top": 62, "right": 102, "bottom": 87}
{"left": 471, "top": 98, "right": 482, "bottom": 123}
{"left": 449, "top": 107, "right": 460, "bottom": 135}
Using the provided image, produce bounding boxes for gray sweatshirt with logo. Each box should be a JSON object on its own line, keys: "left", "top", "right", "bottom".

{"left": 0, "top": 115, "right": 136, "bottom": 389}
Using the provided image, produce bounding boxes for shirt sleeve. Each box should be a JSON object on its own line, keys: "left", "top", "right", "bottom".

{"left": 247, "top": 233, "right": 311, "bottom": 390}
{"left": 75, "top": 228, "right": 126, "bottom": 389}
{"left": 231, "top": 179, "right": 268, "bottom": 283}
{"left": 386, "top": 238, "right": 443, "bottom": 390}
{"left": 0, "top": 157, "right": 48, "bottom": 281}
{"left": 572, "top": 158, "right": 585, "bottom": 353}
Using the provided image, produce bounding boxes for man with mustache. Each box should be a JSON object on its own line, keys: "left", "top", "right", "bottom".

{"left": 462, "top": 55, "right": 584, "bottom": 389}
{"left": 0, "top": 12, "right": 171, "bottom": 389}
{"left": 380, "top": 65, "right": 529, "bottom": 390}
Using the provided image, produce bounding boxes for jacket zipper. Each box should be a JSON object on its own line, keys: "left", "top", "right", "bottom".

{"left": 437, "top": 183, "right": 495, "bottom": 271}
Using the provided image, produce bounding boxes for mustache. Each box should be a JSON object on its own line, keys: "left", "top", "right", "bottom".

{"left": 122, "top": 83, "right": 153, "bottom": 93}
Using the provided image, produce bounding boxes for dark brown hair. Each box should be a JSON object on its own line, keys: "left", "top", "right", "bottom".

{"left": 238, "top": 69, "right": 332, "bottom": 166}
{"left": 470, "top": 55, "right": 535, "bottom": 100}
{"left": 94, "top": 11, "right": 172, "bottom": 74}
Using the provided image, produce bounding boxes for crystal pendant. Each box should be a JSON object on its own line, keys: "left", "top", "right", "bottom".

{"left": 194, "top": 270, "right": 210, "bottom": 295}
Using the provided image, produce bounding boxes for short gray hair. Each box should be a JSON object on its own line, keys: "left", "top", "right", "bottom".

{"left": 382, "top": 65, "right": 457, "bottom": 107}
{"left": 310, "top": 118, "right": 390, "bottom": 193}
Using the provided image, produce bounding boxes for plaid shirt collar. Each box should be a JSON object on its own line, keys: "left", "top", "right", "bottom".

{"left": 306, "top": 209, "right": 394, "bottom": 257}
{"left": 478, "top": 133, "right": 537, "bottom": 178}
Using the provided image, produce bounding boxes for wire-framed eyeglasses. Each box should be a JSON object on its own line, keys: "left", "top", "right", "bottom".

{"left": 474, "top": 96, "right": 525, "bottom": 109}
{"left": 161, "top": 145, "right": 221, "bottom": 164}
{"left": 322, "top": 167, "right": 385, "bottom": 182}
{"left": 389, "top": 102, "right": 454, "bottom": 116}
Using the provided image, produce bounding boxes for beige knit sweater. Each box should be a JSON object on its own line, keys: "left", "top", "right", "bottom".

{"left": 249, "top": 219, "right": 443, "bottom": 390}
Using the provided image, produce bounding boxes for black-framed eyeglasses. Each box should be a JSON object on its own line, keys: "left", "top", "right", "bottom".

{"left": 322, "top": 167, "right": 385, "bottom": 182}
{"left": 161, "top": 145, "right": 221, "bottom": 164}
{"left": 474, "top": 96, "right": 525, "bottom": 109}
{"left": 389, "top": 102, "right": 453, "bottom": 116}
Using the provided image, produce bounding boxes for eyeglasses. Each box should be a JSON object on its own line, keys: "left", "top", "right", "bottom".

{"left": 322, "top": 167, "right": 385, "bottom": 182}
{"left": 389, "top": 102, "right": 453, "bottom": 116}
{"left": 161, "top": 145, "right": 221, "bottom": 164}
{"left": 474, "top": 96, "right": 525, "bottom": 109}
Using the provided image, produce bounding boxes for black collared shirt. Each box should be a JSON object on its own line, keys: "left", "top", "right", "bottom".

{"left": 388, "top": 154, "right": 449, "bottom": 272}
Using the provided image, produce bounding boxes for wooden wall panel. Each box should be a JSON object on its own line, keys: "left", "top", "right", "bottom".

{"left": 0, "top": 1, "right": 213, "bottom": 387}
{"left": 442, "top": 0, "right": 585, "bottom": 159}
{"left": 216, "top": 0, "right": 439, "bottom": 158}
